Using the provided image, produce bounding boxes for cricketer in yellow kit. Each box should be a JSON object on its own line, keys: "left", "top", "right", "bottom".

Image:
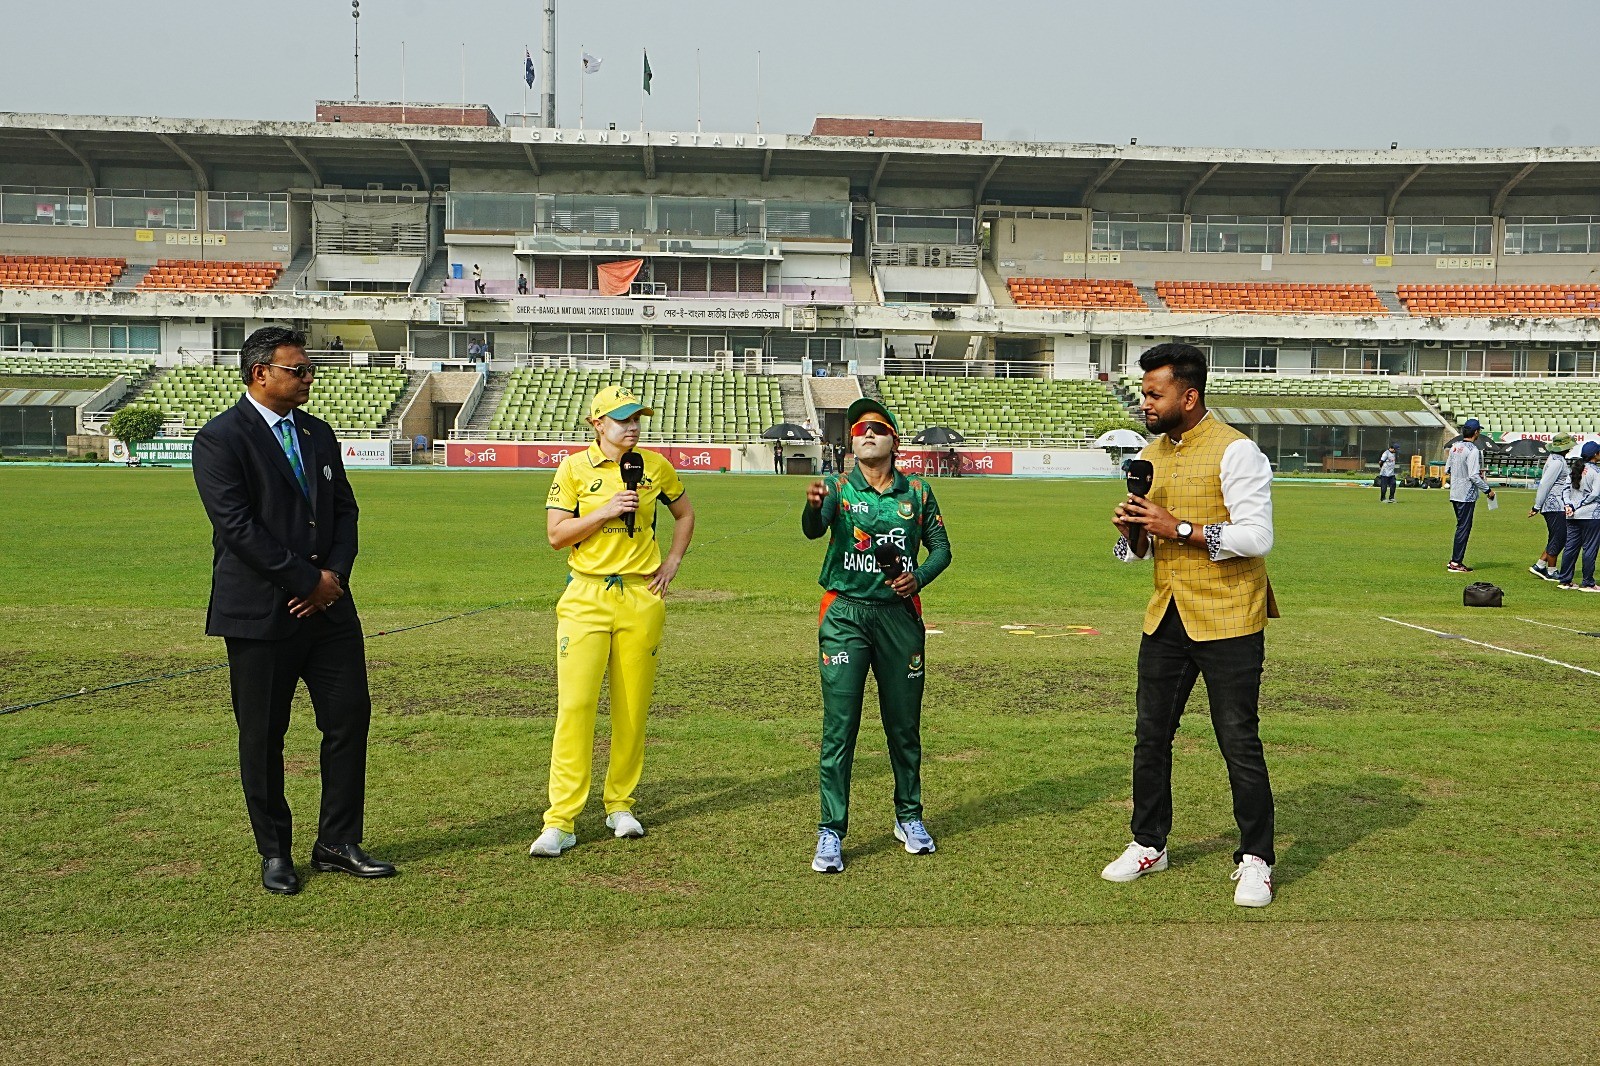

{"left": 528, "top": 386, "right": 696, "bottom": 857}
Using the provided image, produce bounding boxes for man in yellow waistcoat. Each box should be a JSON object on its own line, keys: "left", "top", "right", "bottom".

{"left": 529, "top": 386, "right": 696, "bottom": 857}
{"left": 1102, "top": 343, "right": 1278, "bottom": 907}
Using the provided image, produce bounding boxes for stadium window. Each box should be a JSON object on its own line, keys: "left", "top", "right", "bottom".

{"left": 92, "top": 189, "right": 197, "bottom": 230}
{"left": 1189, "top": 215, "right": 1282, "bottom": 254}
{"left": 1288, "top": 216, "right": 1385, "bottom": 254}
{"left": 206, "top": 192, "right": 289, "bottom": 232}
{"left": 446, "top": 192, "right": 538, "bottom": 232}
{"left": 1503, "top": 215, "right": 1600, "bottom": 254}
{"left": 0, "top": 185, "right": 89, "bottom": 227}
{"left": 875, "top": 209, "right": 976, "bottom": 245}
{"left": 1091, "top": 212, "right": 1183, "bottom": 251}
{"left": 766, "top": 201, "right": 849, "bottom": 240}
{"left": 0, "top": 323, "right": 17, "bottom": 349}
{"left": 1243, "top": 346, "right": 1278, "bottom": 371}
{"left": 1391, "top": 216, "right": 1492, "bottom": 255}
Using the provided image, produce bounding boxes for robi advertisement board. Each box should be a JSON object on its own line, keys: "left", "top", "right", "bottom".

{"left": 446, "top": 442, "right": 730, "bottom": 471}
{"left": 895, "top": 449, "right": 1013, "bottom": 476}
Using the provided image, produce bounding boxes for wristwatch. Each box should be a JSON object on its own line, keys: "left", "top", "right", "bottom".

{"left": 1175, "top": 521, "right": 1194, "bottom": 541}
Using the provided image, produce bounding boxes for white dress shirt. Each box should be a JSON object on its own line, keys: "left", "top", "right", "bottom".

{"left": 1116, "top": 418, "right": 1275, "bottom": 563}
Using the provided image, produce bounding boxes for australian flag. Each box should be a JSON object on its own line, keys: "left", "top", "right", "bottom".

{"left": 524, "top": 48, "right": 536, "bottom": 89}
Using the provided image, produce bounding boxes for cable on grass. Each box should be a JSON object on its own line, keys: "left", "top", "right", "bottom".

{"left": 0, "top": 598, "right": 525, "bottom": 717}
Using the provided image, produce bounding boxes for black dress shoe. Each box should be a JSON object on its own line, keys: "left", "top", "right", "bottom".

{"left": 310, "top": 842, "right": 397, "bottom": 879}
{"left": 261, "top": 857, "right": 300, "bottom": 895}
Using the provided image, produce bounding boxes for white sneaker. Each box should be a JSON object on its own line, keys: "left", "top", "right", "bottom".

{"left": 1231, "top": 855, "right": 1273, "bottom": 907}
{"left": 528, "top": 827, "right": 576, "bottom": 857}
{"left": 1100, "top": 841, "right": 1168, "bottom": 883}
{"left": 606, "top": 810, "right": 645, "bottom": 838}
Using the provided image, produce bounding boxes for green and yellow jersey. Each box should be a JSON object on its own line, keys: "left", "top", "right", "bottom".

{"left": 802, "top": 465, "right": 952, "bottom": 602}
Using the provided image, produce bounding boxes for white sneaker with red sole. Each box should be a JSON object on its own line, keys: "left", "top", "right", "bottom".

{"left": 1231, "top": 855, "right": 1274, "bottom": 907}
{"left": 1101, "top": 842, "right": 1168, "bottom": 882}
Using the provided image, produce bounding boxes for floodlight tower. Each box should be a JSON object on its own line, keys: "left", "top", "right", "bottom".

{"left": 541, "top": 0, "right": 557, "bottom": 128}
{"left": 352, "top": 0, "right": 361, "bottom": 101}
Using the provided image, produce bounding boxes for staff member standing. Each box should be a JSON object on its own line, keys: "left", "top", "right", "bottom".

{"left": 1445, "top": 419, "right": 1495, "bottom": 573}
{"left": 1105, "top": 343, "right": 1278, "bottom": 908}
{"left": 1376, "top": 442, "right": 1398, "bottom": 503}
{"left": 192, "top": 326, "right": 395, "bottom": 895}
{"left": 802, "top": 397, "right": 952, "bottom": 874}
{"left": 530, "top": 386, "right": 695, "bottom": 857}
{"left": 1529, "top": 434, "right": 1576, "bottom": 581}
{"left": 1556, "top": 441, "right": 1600, "bottom": 592}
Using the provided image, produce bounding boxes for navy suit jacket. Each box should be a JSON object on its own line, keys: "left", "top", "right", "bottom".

{"left": 192, "top": 396, "right": 360, "bottom": 640}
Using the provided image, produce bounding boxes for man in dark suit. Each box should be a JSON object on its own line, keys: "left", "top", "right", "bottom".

{"left": 192, "top": 326, "right": 396, "bottom": 895}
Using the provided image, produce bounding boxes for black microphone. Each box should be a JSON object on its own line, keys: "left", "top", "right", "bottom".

{"left": 1126, "top": 459, "right": 1154, "bottom": 499}
{"left": 873, "top": 542, "right": 905, "bottom": 579}
{"left": 619, "top": 450, "right": 644, "bottom": 538}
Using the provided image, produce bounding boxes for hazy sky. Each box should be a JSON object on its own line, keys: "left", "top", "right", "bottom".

{"left": 3, "top": 0, "right": 1598, "bottom": 149}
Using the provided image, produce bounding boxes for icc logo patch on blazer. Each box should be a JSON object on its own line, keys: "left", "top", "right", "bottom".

{"left": 323, "top": 466, "right": 333, "bottom": 480}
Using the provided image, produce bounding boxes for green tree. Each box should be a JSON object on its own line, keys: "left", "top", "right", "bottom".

{"left": 107, "top": 404, "right": 165, "bottom": 446}
{"left": 1090, "top": 415, "right": 1146, "bottom": 439}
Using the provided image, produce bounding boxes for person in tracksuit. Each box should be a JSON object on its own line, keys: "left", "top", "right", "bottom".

{"left": 1445, "top": 418, "right": 1496, "bottom": 573}
{"left": 1556, "top": 441, "right": 1600, "bottom": 592}
{"left": 1528, "top": 434, "right": 1576, "bottom": 582}
{"left": 529, "top": 386, "right": 696, "bottom": 857}
{"left": 1376, "top": 443, "right": 1398, "bottom": 503}
{"left": 802, "top": 397, "right": 952, "bottom": 874}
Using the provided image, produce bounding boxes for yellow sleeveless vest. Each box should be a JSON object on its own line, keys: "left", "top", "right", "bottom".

{"left": 1142, "top": 414, "right": 1270, "bottom": 641}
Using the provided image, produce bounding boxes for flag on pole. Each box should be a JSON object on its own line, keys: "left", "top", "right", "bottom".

{"left": 582, "top": 52, "right": 602, "bottom": 74}
{"left": 643, "top": 49, "right": 653, "bottom": 94}
{"left": 524, "top": 48, "right": 536, "bottom": 88}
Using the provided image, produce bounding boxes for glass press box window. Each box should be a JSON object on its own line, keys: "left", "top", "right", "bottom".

{"left": 1189, "top": 215, "right": 1283, "bottom": 254}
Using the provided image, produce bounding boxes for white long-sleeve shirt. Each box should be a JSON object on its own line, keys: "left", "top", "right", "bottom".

{"left": 1446, "top": 439, "right": 1491, "bottom": 503}
{"left": 1115, "top": 430, "right": 1275, "bottom": 564}
{"left": 1533, "top": 453, "right": 1572, "bottom": 513}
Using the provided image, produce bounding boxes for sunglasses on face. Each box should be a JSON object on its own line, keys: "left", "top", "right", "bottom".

{"left": 851, "top": 420, "right": 893, "bottom": 438}
{"left": 266, "top": 363, "right": 316, "bottom": 380}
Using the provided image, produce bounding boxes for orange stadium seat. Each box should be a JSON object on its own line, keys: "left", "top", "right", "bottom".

{"left": 1396, "top": 284, "right": 1600, "bottom": 316}
{"left": 1006, "top": 277, "right": 1148, "bottom": 310}
{"left": 1154, "top": 281, "right": 1387, "bottom": 315}
{"left": 0, "top": 254, "right": 126, "bottom": 290}
{"left": 136, "top": 259, "right": 284, "bottom": 294}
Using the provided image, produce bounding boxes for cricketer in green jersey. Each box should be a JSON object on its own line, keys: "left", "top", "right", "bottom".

{"left": 801, "top": 397, "right": 953, "bottom": 873}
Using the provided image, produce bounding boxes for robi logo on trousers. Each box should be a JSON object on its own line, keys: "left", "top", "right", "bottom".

{"left": 821, "top": 650, "right": 850, "bottom": 667}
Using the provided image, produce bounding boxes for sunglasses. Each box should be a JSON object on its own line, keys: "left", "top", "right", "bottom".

{"left": 266, "top": 362, "right": 316, "bottom": 380}
{"left": 851, "top": 420, "right": 894, "bottom": 438}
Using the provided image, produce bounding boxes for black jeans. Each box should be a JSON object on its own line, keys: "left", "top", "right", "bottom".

{"left": 1451, "top": 499, "right": 1476, "bottom": 564}
{"left": 1376, "top": 474, "right": 1396, "bottom": 501}
{"left": 1132, "top": 603, "right": 1275, "bottom": 865}
{"left": 225, "top": 611, "right": 372, "bottom": 858}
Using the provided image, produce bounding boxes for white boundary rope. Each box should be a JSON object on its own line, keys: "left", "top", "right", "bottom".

{"left": 1379, "top": 616, "right": 1600, "bottom": 678}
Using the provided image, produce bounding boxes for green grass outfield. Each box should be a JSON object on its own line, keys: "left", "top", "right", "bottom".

{"left": 2, "top": 467, "right": 1597, "bottom": 1064}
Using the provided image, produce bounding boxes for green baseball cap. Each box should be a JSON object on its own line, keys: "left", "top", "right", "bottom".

{"left": 846, "top": 397, "right": 899, "bottom": 436}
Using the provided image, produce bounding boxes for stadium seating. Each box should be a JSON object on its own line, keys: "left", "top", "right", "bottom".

{"left": 1155, "top": 282, "right": 1387, "bottom": 315}
{"left": 488, "top": 369, "right": 783, "bottom": 439}
{"left": 1006, "top": 278, "right": 1147, "bottom": 310}
{"left": 0, "top": 255, "right": 125, "bottom": 289}
{"left": 875, "top": 376, "right": 1130, "bottom": 443}
{"left": 136, "top": 260, "right": 283, "bottom": 294}
{"left": 0, "top": 355, "right": 155, "bottom": 378}
{"left": 1398, "top": 285, "right": 1600, "bottom": 316}
{"left": 1420, "top": 379, "right": 1600, "bottom": 435}
{"left": 134, "top": 365, "right": 408, "bottom": 431}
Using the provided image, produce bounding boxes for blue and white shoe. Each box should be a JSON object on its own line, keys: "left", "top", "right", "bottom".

{"left": 893, "top": 818, "right": 936, "bottom": 855}
{"left": 812, "top": 828, "right": 844, "bottom": 873}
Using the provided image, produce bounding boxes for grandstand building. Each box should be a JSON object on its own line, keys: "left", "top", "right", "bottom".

{"left": 4, "top": 108, "right": 1600, "bottom": 472}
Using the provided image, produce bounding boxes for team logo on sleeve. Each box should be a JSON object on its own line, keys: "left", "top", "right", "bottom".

{"left": 852, "top": 526, "right": 872, "bottom": 552}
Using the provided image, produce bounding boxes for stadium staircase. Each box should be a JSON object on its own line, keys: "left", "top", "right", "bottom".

{"left": 982, "top": 263, "right": 1016, "bottom": 308}
{"left": 777, "top": 374, "right": 812, "bottom": 424}
{"left": 1373, "top": 286, "right": 1409, "bottom": 315}
{"left": 111, "top": 264, "right": 154, "bottom": 291}
{"left": 1135, "top": 283, "right": 1164, "bottom": 310}
{"left": 856, "top": 374, "right": 881, "bottom": 402}
{"left": 273, "top": 250, "right": 314, "bottom": 292}
{"left": 415, "top": 250, "right": 451, "bottom": 295}
{"left": 384, "top": 370, "right": 432, "bottom": 436}
{"left": 462, "top": 372, "right": 509, "bottom": 435}
{"left": 848, "top": 258, "right": 878, "bottom": 304}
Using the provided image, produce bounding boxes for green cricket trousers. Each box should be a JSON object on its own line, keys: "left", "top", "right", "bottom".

{"left": 817, "top": 591, "right": 926, "bottom": 835}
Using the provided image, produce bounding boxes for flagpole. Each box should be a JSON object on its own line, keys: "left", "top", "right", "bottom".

{"left": 460, "top": 42, "right": 467, "bottom": 125}
{"left": 401, "top": 41, "right": 407, "bottom": 124}
{"left": 580, "top": 44, "right": 586, "bottom": 130}
{"left": 755, "top": 50, "right": 762, "bottom": 134}
{"left": 639, "top": 49, "right": 645, "bottom": 132}
{"left": 695, "top": 49, "right": 702, "bottom": 134}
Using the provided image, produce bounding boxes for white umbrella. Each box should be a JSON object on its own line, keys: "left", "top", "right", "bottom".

{"left": 1093, "top": 429, "right": 1148, "bottom": 449}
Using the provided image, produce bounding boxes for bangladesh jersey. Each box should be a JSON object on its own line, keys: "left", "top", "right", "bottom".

{"left": 802, "top": 465, "right": 952, "bottom": 602}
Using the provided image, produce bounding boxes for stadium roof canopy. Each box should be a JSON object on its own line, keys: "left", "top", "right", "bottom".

{"left": 4, "top": 112, "right": 1600, "bottom": 206}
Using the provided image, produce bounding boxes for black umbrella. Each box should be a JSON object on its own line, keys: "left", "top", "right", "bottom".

{"left": 912, "top": 426, "right": 965, "bottom": 446}
{"left": 762, "top": 423, "right": 814, "bottom": 441}
{"left": 1506, "top": 437, "right": 1546, "bottom": 459}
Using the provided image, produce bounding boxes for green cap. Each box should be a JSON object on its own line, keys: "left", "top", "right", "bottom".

{"left": 845, "top": 397, "right": 899, "bottom": 436}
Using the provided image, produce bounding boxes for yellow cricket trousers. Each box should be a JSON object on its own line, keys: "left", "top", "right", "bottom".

{"left": 543, "top": 573, "right": 666, "bottom": 833}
